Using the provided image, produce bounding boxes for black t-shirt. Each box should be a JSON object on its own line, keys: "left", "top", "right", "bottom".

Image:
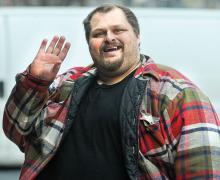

{"left": 37, "top": 73, "right": 134, "bottom": 180}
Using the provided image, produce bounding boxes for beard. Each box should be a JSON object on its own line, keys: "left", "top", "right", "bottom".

{"left": 94, "top": 56, "right": 123, "bottom": 71}
{"left": 90, "top": 40, "right": 124, "bottom": 71}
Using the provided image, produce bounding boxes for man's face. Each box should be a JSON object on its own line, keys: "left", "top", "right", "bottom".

{"left": 88, "top": 8, "right": 140, "bottom": 76}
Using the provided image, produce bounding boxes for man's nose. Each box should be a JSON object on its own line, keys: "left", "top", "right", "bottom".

{"left": 105, "top": 31, "right": 116, "bottom": 42}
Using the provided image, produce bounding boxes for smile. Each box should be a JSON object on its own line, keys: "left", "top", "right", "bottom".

{"left": 102, "top": 45, "right": 122, "bottom": 52}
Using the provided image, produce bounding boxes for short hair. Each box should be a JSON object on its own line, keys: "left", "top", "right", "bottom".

{"left": 83, "top": 3, "right": 140, "bottom": 43}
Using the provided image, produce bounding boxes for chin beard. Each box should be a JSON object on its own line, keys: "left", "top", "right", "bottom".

{"left": 102, "top": 60, "right": 123, "bottom": 71}
{"left": 94, "top": 57, "right": 123, "bottom": 72}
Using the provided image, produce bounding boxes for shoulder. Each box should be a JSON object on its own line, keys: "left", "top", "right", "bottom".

{"left": 155, "top": 63, "right": 190, "bottom": 81}
{"left": 61, "top": 64, "right": 96, "bottom": 81}
{"left": 138, "top": 56, "right": 195, "bottom": 88}
{"left": 138, "top": 56, "right": 213, "bottom": 119}
{"left": 49, "top": 64, "right": 96, "bottom": 92}
{"left": 138, "top": 55, "right": 201, "bottom": 102}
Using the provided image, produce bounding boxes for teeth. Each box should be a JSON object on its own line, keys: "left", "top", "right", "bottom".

{"left": 103, "top": 46, "right": 121, "bottom": 52}
{"left": 110, "top": 47, "right": 117, "bottom": 51}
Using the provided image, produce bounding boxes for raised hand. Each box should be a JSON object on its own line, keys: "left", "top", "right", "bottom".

{"left": 30, "top": 35, "right": 71, "bottom": 81}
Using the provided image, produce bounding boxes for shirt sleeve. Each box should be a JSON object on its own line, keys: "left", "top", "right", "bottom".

{"left": 173, "top": 87, "right": 220, "bottom": 179}
{"left": 2, "top": 68, "right": 53, "bottom": 152}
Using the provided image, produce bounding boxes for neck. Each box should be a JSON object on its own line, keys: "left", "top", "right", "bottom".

{"left": 97, "top": 60, "right": 141, "bottom": 85}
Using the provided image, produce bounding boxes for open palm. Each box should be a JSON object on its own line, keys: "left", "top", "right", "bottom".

{"left": 31, "top": 35, "right": 71, "bottom": 81}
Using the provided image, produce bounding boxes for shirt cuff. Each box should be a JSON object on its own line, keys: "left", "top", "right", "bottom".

{"left": 19, "top": 65, "right": 52, "bottom": 91}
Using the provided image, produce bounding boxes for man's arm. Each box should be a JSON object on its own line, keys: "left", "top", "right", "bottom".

{"left": 173, "top": 87, "right": 220, "bottom": 179}
{"left": 2, "top": 36, "right": 71, "bottom": 152}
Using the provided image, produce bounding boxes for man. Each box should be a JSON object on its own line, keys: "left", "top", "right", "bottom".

{"left": 3, "top": 3, "right": 220, "bottom": 180}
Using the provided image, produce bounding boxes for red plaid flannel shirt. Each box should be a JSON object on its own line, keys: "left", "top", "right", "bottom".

{"left": 3, "top": 56, "right": 220, "bottom": 179}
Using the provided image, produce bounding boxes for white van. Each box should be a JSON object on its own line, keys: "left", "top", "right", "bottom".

{"left": 0, "top": 7, "right": 220, "bottom": 166}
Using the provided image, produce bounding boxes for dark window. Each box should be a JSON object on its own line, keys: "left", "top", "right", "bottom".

{"left": 0, "top": 81, "right": 4, "bottom": 98}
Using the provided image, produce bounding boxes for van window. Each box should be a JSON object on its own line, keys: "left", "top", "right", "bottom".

{"left": 0, "top": 81, "right": 4, "bottom": 98}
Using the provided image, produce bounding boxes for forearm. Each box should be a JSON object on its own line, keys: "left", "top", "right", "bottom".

{"left": 3, "top": 70, "right": 51, "bottom": 150}
{"left": 175, "top": 123, "right": 220, "bottom": 179}
{"left": 174, "top": 88, "right": 220, "bottom": 179}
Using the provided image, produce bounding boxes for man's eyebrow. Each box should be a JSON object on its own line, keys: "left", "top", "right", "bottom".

{"left": 92, "top": 25, "right": 125, "bottom": 32}
{"left": 92, "top": 28, "right": 105, "bottom": 32}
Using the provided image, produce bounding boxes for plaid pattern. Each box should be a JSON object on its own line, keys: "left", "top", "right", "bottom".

{"left": 3, "top": 56, "right": 220, "bottom": 180}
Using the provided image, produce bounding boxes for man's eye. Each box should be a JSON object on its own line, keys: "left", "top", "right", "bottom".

{"left": 115, "top": 29, "right": 125, "bottom": 33}
{"left": 93, "top": 32, "right": 105, "bottom": 37}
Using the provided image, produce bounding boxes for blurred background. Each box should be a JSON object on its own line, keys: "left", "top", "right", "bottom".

{"left": 1, "top": 0, "right": 220, "bottom": 8}
{"left": 0, "top": 0, "right": 220, "bottom": 179}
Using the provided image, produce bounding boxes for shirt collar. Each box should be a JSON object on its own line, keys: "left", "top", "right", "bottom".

{"left": 134, "top": 54, "right": 161, "bottom": 81}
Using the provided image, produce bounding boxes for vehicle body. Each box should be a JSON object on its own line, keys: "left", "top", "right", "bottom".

{"left": 0, "top": 7, "right": 219, "bottom": 166}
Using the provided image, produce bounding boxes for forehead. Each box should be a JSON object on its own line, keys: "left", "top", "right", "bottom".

{"left": 90, "top": 8, "right": 130, "bottom": 30}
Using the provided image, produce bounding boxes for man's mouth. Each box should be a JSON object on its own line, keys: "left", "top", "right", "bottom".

{"left": 102, "top": 45, "right": 122, "bottom": 52}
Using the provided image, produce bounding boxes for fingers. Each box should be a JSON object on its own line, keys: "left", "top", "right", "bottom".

{"left": 58, "top": 42, "right": 71, "bottom": 61}
{"left": 52, "top": 36, "right": 66, "bottom": 55}
{"left": 37, "top": 35, "right": 71, "bottom": 62}
{"left": 45, "top": 36, "right": 70, "bottom": 58}
{"left": 46, "top": 35, "right": 59, "bottom": 53}
{"left": 38, "top": 39, "right": 48, "bottom": 53}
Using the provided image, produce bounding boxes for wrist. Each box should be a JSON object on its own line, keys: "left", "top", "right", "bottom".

{"left": 26, "top": 64, "right": 52, "bottom": 87}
